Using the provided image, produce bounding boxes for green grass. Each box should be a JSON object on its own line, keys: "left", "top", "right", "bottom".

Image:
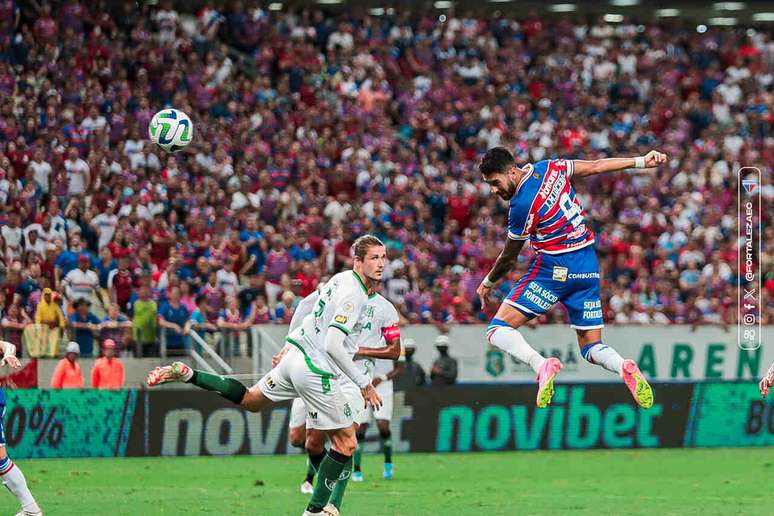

{"left": 3, "top": 449, "right": 772, "bottom": 515}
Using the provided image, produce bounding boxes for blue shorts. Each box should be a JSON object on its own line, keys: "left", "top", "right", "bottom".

{"left": 504, "top": 245, "right": 605, "bottom": 329}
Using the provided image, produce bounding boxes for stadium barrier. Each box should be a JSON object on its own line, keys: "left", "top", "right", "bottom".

{"left": 255, "top": 325, "right": 774, "bottom": 383}
{"left": 6, "top": 382, "right": 772, "bottom": 459}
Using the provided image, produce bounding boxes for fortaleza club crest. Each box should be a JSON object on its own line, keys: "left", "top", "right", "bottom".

{"left": 485, "top": 349, "right": 505, "bottom": 377}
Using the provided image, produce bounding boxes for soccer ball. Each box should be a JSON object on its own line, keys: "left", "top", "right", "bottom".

{"left": 148, "top": 108, "right": 193, "bottom": 152}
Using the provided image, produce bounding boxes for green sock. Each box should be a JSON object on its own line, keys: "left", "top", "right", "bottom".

{"left": 383, "top": 437, "right": 393, "bottom": 464}
{"left": 328, "top": 456, "right": 353, "bottom": 510}
{"left": 353, "top": 445, "right": 362, "bottom": 472}
{"left": 188, "top": 371, "right": 247, "bottom": 405}
{"left": 307, "top": 450, "right": 348, "bottom": 512}
{"left": 306, "top": 453, "right": 316, "bottom": 484}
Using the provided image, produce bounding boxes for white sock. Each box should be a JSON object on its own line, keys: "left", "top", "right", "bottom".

{"left": 581, "top": 342, "right": 624, "bottom": 376}
{"left": 487, "top": 323, "right": 546, "bottom": 374}
{"left": 1, "top": 458, "right": 41, "bottom": 513}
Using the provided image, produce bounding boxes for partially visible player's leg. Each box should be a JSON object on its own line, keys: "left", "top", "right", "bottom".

{"left": 289, "top": 398, "right": 316, "bottom": 494}
{"left": 305, "top": 425, "right": 356, "bottom": 514}
{"left": 373, "top": 380, "right": 394, "bottom": 479}
{"left": 0, "top": 410, "right": 42, "bottom": 516}
{"left": 488, "top": 302, "right": 560, "bottom": 408}
{"left": 561, "top": 250, "right": 653, "bottom": 408}
{"left": 375, "top": 419, "right": 393, "bottom": 480}
{"left": 352, "top": 421, "right": 367, "bottom": 481}
{"left": 147, "top": 361, "right": 254, "bottom": 406}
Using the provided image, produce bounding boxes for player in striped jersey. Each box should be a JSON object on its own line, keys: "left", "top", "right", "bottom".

{"left": 0, "top": 341, "right": 43, "bottom": 516}
{"left": 477, "top": 147, "right": 666, "bottom": 409}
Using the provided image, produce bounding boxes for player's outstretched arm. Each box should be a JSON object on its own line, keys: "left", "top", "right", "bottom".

{"left": 0, "top": 340, "right": 21, "bottom": 369}
{"left": 572, "top": 149, "right": 667, "bottom": 178}
{"left": 477, "top": 237, "right": 525, "bottom": 308}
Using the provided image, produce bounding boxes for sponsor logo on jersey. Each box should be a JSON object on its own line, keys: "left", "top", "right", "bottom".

{"left": 552, "top": 266, "right": 568, "bottom": 282}
{"left": 568, "top": 272, "right": 600, "bottom": 279}
{"left": 335, "top": 314, "right": 348, "bottom": 324}
{"left": 538, "top": 166, "right": 560, "bottom": 199}
{"left": 265, "top": 376, "right": 276, "bottom": 389}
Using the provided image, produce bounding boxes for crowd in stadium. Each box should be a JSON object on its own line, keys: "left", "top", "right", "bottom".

{"left": 0, "top": 1, "right": 771, "bottom": 357}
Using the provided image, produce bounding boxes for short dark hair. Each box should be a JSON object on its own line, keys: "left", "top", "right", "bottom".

{"left": 351, "top": 234, "right": 385, "bottom": 260}
{"left": 479, "top": 147, "right": 516, "bottom": 175}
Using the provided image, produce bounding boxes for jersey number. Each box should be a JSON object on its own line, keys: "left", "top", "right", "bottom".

{"left": 559, "top": 192, "right": 583, "bottom": 228}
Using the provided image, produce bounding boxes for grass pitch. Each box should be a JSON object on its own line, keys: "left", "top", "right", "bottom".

{"left": 2, "top": 448, "right": 770, "bottom": 515}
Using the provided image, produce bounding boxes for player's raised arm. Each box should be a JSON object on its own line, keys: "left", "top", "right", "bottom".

{"left": 572, "top": 149, "right": 667, "bottom": 178}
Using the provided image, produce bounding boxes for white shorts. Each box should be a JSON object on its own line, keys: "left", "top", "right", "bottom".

{"left": 289, "top": 397, "right": 307, "bottom": 429}
{"left": 355, "top": 380, "right": 393, "bottom": 424}
{"left": 257, "top": 346, "right": 364, "bottom": 430}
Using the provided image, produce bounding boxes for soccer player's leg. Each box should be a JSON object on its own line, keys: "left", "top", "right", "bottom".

{"left": 289, "top": 398, "right": 316, "bottom": 494}
{"left": 0, "top": 407, "right": 42, "bottom": 516}
{"left": 351, "top": 403, "right": 372, "bottom": 482}
{"left": 487, "top": 256, "right": 561, "bottom": 407}
{"left": 373, "top": 381, "right": 394, "bottom": 479}
{"left": 326, "top": 379, "right": 367, "bottom": 512}
{"left": 294, "top": 368, "right": 360, "bottom": 514}
{"left": 561, "top": 250, "right": 653, "bottom": 408}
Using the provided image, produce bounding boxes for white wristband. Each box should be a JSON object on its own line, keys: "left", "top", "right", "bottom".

{"left": 379, "top": 374, "right": 388, "bottom": 382}
{"left": 482, "top": 276, "right": 494, "bottom": 288}
{"left": 634, "top": 156, "right": 646, "bottom": 169}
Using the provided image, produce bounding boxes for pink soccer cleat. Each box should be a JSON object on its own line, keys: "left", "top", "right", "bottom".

{"left": 147, "top": 362, "right": 193, "bottom": 386}
{"left": 535, "top": 357, "right": 563, "bottom": 408}
{"left": 621, "top": 359, "right": 654, "bottom": 408}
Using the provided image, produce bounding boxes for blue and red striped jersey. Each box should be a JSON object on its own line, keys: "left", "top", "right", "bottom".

{"left": 507, "top": 159, "right": 595, "bottom": 254}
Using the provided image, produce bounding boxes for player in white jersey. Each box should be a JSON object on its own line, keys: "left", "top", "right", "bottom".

{"left": 147, "top": 235, "right": 386, "bottom": 516}
{"left": 351, "top": 297, "right": 402, "bottom": 482}
{"left": 284, "top": 289, "right": 401, "bottom": 504}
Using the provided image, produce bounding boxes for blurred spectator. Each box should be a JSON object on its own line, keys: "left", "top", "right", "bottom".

{"left": 99, "top": 303, "right": 133, "bottom": 355}
{"left": 50, "top": 341, "right": 84, "bottom": 389}
{"left": 393, "top": 339, "right": 426, "bottom": 390}
{"left": 273, "top": 291, "right": 296, "bottom": 325}
{"left": 1, "top": 303, "right": 30, "bottom": 355}
{"left": 132, "top": 285, "right": 158, "bottom": 357}
{"left": 68, "top": 298, "right": 100, "bottom": 357}
{"left": 430, "top": 335, "right": 458, "bottom": 386}
{"left": 184, "top": 294, "right": 218, "bottom": 334}
{"left": 62, "top": 255, "right": 99, "bottom": 309}
{"left": 34, "top": 288, "right": 64, "bottom": 331}
{"left": 158, "top": 286, "right": 189, "bottom": 353}
{"left": 91, "top": 339, "right": 125, "bottom": 390}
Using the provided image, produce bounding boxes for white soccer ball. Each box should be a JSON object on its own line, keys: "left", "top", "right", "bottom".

{"left": 148, "top": 108, "right": 193, "bottom": 152}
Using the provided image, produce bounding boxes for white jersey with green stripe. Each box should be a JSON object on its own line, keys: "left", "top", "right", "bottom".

{"left": 355, "top": 294, "right": 400, "bottom": 378}
{"left": 287, "top": 270, "right": 375, "bottom": 375}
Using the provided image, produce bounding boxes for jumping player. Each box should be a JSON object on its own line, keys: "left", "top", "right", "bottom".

{"left": 0, "top": 341, "right": 43, "bottom": 516}
{"left": 477, "top": 148, "right": 666, "bottom": 408}
{"left": 147, "top": 235, "right": 386, "bottom": 515}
